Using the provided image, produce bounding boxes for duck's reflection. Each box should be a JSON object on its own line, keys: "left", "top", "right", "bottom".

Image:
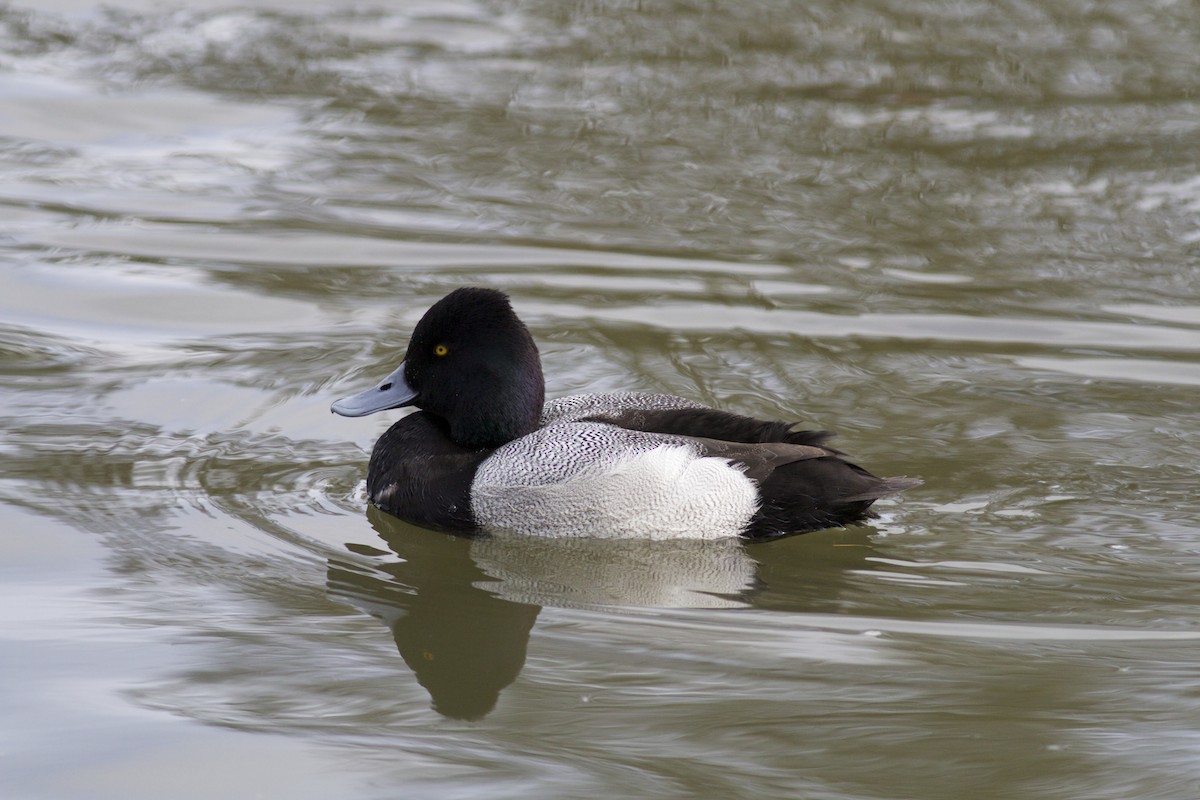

{"left": 326, "top": 509, "right": 539, "bottom": 720}
{"left": 328, "top": 507, "right": 871, "bottom": 719}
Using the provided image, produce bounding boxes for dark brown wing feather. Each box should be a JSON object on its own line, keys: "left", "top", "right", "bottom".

{"left": 582, "top": 407, "right": 839, "bottom": 449}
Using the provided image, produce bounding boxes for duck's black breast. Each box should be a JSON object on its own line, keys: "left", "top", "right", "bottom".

{"left": 365, "top": 411, "right": 490, "bottom": 533}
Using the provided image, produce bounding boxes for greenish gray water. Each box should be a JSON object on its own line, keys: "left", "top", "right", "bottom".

{"left": 2, "top": 1, "right": 1200, "bottom": 798}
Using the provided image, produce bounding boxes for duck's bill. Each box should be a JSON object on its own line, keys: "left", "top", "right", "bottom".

{"left": 331, "top": 362, "right": 417, "bottom": 417}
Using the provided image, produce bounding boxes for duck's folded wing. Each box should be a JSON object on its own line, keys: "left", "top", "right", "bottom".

{"left": 583, "top": 406, "right": 836, "bottom": 448}
{"left": 683, "top": 437, "right": 833, "bottom": 482}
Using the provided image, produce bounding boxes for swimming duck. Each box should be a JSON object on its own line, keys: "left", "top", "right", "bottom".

{"left": 332, "top": 287, "right": 919, "bottom": 540}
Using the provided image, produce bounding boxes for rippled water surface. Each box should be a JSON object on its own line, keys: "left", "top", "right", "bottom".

{"left": 3, "top": 1, "right": 1200, "bottom": 798}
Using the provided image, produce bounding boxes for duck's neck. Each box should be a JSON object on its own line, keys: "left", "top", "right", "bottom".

{"left": 448, "top": 360, "right": 545, "bottom": 450}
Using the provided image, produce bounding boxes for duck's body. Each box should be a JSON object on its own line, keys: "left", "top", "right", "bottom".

{"left": 333, "top": 288, "right": 919, "bottom": 540}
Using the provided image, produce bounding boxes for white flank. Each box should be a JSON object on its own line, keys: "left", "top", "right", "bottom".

{"left": 471, "top": 423, "right": 758, "bottom": 539}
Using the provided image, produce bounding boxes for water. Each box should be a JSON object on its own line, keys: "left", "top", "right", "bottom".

{"left": 3, "top": 1, "right": 1200, "bottom": 797}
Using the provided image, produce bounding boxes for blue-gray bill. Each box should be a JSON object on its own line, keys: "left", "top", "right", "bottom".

{"left": 331, "top": 362, "right": 416, "bottom": 417}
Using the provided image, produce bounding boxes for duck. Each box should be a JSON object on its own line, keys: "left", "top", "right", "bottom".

{"left": 331, "top": 287, "right": 920, "bottom": 540}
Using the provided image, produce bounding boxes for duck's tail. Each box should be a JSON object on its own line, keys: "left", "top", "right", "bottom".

{"left": 842, "top": 475, "right": 923, "bottom": 503}
{"left": 745, "top": 461, "right": 921, "bottom": 541}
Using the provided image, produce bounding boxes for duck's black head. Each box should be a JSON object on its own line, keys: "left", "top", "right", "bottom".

{"left": 332, "top": 288, "right": 545, "bottom": 450}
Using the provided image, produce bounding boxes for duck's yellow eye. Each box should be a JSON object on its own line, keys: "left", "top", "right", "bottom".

{"left": 434, "top": 344, "right": 449, "bottom": 357}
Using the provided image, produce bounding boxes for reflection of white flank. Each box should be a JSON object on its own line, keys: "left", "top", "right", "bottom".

{"left": 469, "top": 535, "right": 757, "bottom": 609}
